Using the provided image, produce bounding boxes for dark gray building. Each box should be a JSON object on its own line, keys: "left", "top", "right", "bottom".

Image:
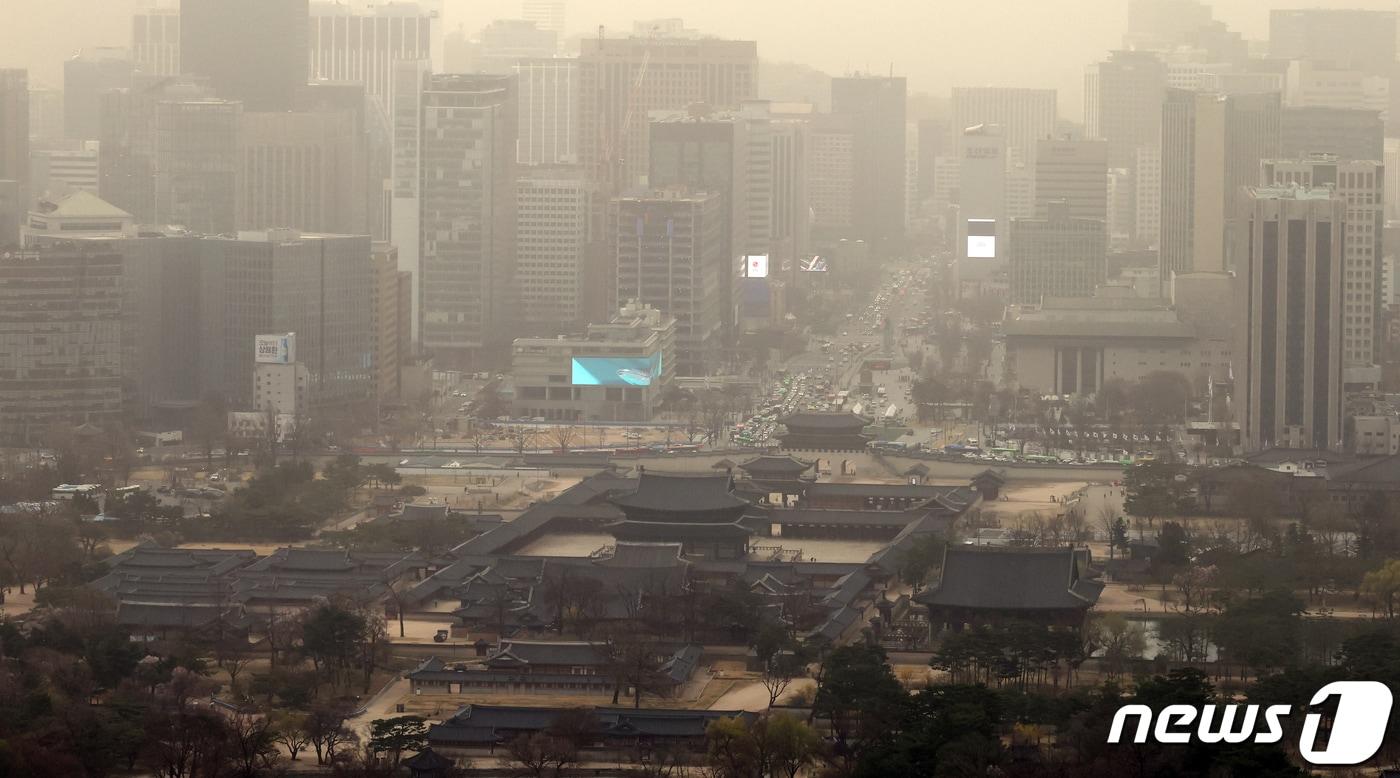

{"left": 63, "top": 48, "right": 133, "bottom": 141}
{"left": 0, "top": 244, "right": 124, "bottom": 446}
{"left": 152, "top": 98, "right": 241, "bottom": 234}
{"left": 1235, "top": 187, "right": 1344, "bottom": 452}
{"left": 1269, "top": 9, "right": 1396, "bottom": 76}
{"left": 180, "top": 0, "right": 309, "bottom": 112}
{"left": 1280, "top": 107, "right": 1383, "bottom": 162}
{"left": 417, "top": 73, "right": 517, "bottom": 369}
{"left": 612, "top": 190, "right": 725, "bottom": 376}
{"left": 832, "top": 75, "right": 907, "bottom": 249}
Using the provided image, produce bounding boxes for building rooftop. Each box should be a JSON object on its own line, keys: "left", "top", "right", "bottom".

{"left": 916, "top": 546, "right": 1103, "bottom": 611}
{"left": 611, "top": 470, "right": 750, "bottom": 513}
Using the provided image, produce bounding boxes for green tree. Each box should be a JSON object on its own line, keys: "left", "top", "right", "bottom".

{"left": 366, "top": 715, "right": 427, "bottom": 768}
{"left": 813, "top": 644, "right": 907, "bottom": 768}
{"left": 1362, "top": 559, "right": 1400, "bottom": 618}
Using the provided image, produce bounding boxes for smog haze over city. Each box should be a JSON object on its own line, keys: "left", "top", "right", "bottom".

{"left": 7, "top": 0, "right": 1400, "bottom": 775}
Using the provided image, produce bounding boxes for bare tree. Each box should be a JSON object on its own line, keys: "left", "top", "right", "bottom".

{"left": 548, "top": 425, "right": 578, "bottom": 453}
{"left": 507, "top": 425, "right": 538, "bottom": 454}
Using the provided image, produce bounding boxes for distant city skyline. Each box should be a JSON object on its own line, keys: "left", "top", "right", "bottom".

{"left": 5, "top": 0, "right": 1399, "bottom": 119}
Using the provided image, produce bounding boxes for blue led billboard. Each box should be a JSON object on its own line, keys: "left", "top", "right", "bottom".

{"left": 571, "top": 353, "right": 662, "bottom": 386}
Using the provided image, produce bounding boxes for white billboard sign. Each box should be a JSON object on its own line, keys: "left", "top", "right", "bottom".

{"left": 255, "top": 333, "right": 295, "bottom": 364}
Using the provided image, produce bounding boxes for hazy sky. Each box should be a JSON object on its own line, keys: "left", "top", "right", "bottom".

{"left": 4, "top": 0, "right": 1398, "bottom": 119}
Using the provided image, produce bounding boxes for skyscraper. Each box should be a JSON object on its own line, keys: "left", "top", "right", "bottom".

{"left": 63, "top": 48, "right": 134, "bottom": 141}
{"left": 152, "top": 98, "right": 241, "bottom": 234}
{"left": 1280, "top": 107, "right": 1383, "bottom": 162}
{"left": 308, "top": 1, "right": 438, "bottom": 108}
{"left": 0, "top": 243, "right": 124, "bottom": 446}
{"left": 1085, "top": 51, "right": 1167, "bottom": 171}
{"left": 516, "top": 165, "right": 591, "bottom": 330}
{"left": 197, "top": 230, "right": 373, "bottom": 411}
{"left": 181, "top": 0, "right": 309, "bottom": 111}
{"left": 1235, "top": 186, "right": 1344, "bottom": 452}
{"left": 1263, "top": 156, "right": 1384, "bottom": 368}
{"left": 1009, "top": 200, "right": 1108, "bottom": 305}
{"left": 577, "top": 33, "right": 757, "bottom": 189}
{"left": 1270, "top": 9, "right": 1397, "bottom": 76}
{"left": 949, "top": 87, "right": 1056, "bottom": 170}
{"left": 515, "top": 57, "right": 577, "bottom": 165}
{"left": 0, "top": 70, "right": 27, "bottom": 201}
{"left": 832, "top": 75, "right": 907, "bottom": 246}
{"left": 97, "top": 75, "right": 215, "bottom": 225}
{"left": 612, "top": 190, "right": 725, "bottom": 375}
{"left": 1160, "top": 89, "right": 1280, "bottom": 290}
{"left": 1035, "top": 138, "right": 1107, "bottom": 222}
{"left": 236, "top": 109, "right": 369, "bottom": 235}
{"left": 417, "top": 73, "right": 518, "bottom": 368}
{"left": 522, "top": 0, "right": 566, "bottom": 36}
{"left": 389, "top": 59, "right": 431, "bottom": 342}
{"left": 806, "top": 112, "right": 855, "bottom": 237}
{"left": 132, "top": 7, "right": 180, "bottom": 76}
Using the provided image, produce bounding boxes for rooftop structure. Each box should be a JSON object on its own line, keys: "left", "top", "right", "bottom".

{"left": 916, "top": 546, "right": 1103, "bottom": 632}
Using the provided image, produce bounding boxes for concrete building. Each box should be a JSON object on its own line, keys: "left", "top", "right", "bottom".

{"left": 29, "top": 142, "right": 100, "bottom": 197}
{"left": 1035, "top": 138, "right": 1107, "bottom": 222}
{"left": 521, "top": 0, "right": 565, "bottom": 36}
{"left": 308, "top": 1, "right": 438, "bottom": 108}
{"left": 612, "top": 190, "right": 724, "bottom": 376}
{"left": 1134, "top": 146, "right": 1161, "bottom": 250}
{"left": 832, "top": 75, "right": 907, "bottom": 247}
{"left": 0, "top": 243, "right": 124, "bottom": 446}
{"left": 389, "top": 59, "right": 431, "bottom": 342}
{"left": 63, "top": 48, "right": 133, "bottom": 141}
{"left": 577, "top": 33, "right": 757, "bottom": 189}
{"left": 806, "top": 112, "right": 855, "bottom": 237}
{"left": 180, "top": 0, "right": 309, "bottom": 112}
{"left": 1270, "top": 9, "right": 1397, "bottom": 77}
{"left": 370, "top": 243, "right": 407, "bottom": 406}
{"left": 514, "top": 57, "right": 577, "bottom": 165}
{"left": 446, "top": 19, "right": 556, "bottom": 75}
{"left": 1235, "top": 187, "right": 1344, "bottom": 452}
{"left": 1283, "top": 60, "right": 1387, "bottom": 115}
{"left": 738, "top": 101, "right": 808, "bottom": 265}
{"left": 153, "top": 98, "right": 241, "bottom": 234}
{"left": 516, "top": 165, "right": 591, "bottom": 331}
{"left": 1281, "top": 107, "right": 1382, "bottom": 163}
{"left": 252, "top": 333, "right": 310, "bottom": 419}
{"left": 417, "top": 73, "right": 518, "bottom": 368}
{"left": 1160, "top": 89, "right": 1280, "bottom": 294}
{"left": 955, "top": 125, "right": 1007, "bottom": 295}
{"left": 1008, "top": 201, "right": 1107, "bottom": 305}
{"left": 1085, "top": 51, "right": 1167, "bottom": 170}
{"left": 511, "top": 302, "right": 676, "bottom": 422}
{"left": 235, "top": 109, "right": 369, "bottom": 235}
{"left": 0, "top": 69, "right": 29, "bottom": 193}
{"left": 1262, "top": 157, "right": 1383, "bottom": 369}
{"left": 23, "top": 190, "right": 134, "bottom": 244}
{"left": 132, "top": 6, "right": 181, "bottom": 77}
{"left": 949, "top": 87, "right": 1056, "bottom": 173}
{"left": 1002, "top": 297, "right": 1223, "bottom": 396}
{"left": 96, "top": 75, "right": 214, "bottom": 225}
{"left": 198, "top": 230, "right": 373, "bottom": 412}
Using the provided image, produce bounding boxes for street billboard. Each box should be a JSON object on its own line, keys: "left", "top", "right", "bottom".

{"left": 255, "top": 332, "right": 295, "bottom": 364}
{"left": 571, "top": 352, "right": 662, "bottom": 387}
{"left": 966, "top": 219, "right": 996, "bottom": 258}
{"left": 744, "top": 254, "right": 769, "bottom": 278}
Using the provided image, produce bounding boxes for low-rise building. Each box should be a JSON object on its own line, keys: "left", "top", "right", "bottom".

{"left": 511, "top": 301, "right": 676, "bottom": 421}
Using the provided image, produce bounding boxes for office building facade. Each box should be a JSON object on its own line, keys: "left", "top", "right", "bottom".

{"left": 1009, "top": 201, "right": 1108, "bottom": 305}
{"left": 308, "top": 1, "right": 438, "bottom": 108}
{"left": 612, "top": 190, "right": 724, "bottom": 376}
{"left": 64, "top": 48, "right": 134, "bottom": 142}
{"left": 1263, "top": 157, "right": 1383, "bottom": 368}
{"left": 832, "top": 75, "right": 907, "bottom": 246}
{"left": 1236, "top": 187, "right": 1344, "bottom": 452}
{"left": 0, "top": 244, "right": 124, "bottom": 446}
{"left": 417, "top": 73, "right": 518, "bottom": 368}
{"left": 516, "top": 165, "right": 591, "bottom": 331}
{"left": 0, "top": 69, "right": 28, "bottom": 209}
{"left": 1035, "top": 138, "right": 1108, "bottom": 222}
{"left": 132, "top": 7, "right": 181, "bottom": 77}
{"left": 181, "top": 0, "right": 309, "bottom": 111}
{"left": 152, "top": 98, "right": 241, "bottom": 234}
{"left": 950, "top": 87, "right": 1057, "bottom": 171}
{"left": 514, "top": 57, "right": 577, "bottom": 165}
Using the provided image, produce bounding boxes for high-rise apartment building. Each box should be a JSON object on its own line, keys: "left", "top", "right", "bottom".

{"left": 1235, "top": 186, "right": 1344, "bottom": 452}
{"left": 515, "top": 57, "right": 577, "bottom": 165}
{"left": 1270, "top": 9, "right": 1397, "bottom": 76}
{"left": 417, "top": 73, "right": 518, "bottom": 368}
{"left": 1035, "top": 138, "right": 1107, "bottom": 222}
{"left": 0, "top": 70, "right": 28, "bottom": 204}
{"left": 64, "top": 48, "right": 134, "bottom": 141}
{"left": 949, "top": 87, "right": 1057, "bottom": 171}
{"left": 1280, "top": 107, "right": 1383, "bottom": 162}
{"left": 577, "top": 33, "right": 756, "bottom": 189}
{"left": 0, "top": 244, "right": 124, "bottom": 446}
{"left": 516, "top": 165, "right": 591, "bottom": 330}
{"left": 132, "top": 7, "right": 181, "bottom": 76}
{"left": 612, "top": 190, "right": 725, "bottom": 376}
{"left": 152, "top": 98, "right": 241, "bottom": 234}
{"left": 831, "top": 75, "right": 907, "bottom": 246}
{"left": 1009, "top": 200, "right": 1108, "bottom": 305}
{"left": 1263, "top": 157, "right": 1384, "bottom": 367}
{"left": 181, "top": 0, "right": 309, "bottom": 111}
{"left": 1160, "top": 89, "right": 1280, "bottom": 291}
{"left": 197, "top": 230, "right": 373, "bottom": 410}
{"left": 308, "top": 1, "right": 438, "bottom": 108}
